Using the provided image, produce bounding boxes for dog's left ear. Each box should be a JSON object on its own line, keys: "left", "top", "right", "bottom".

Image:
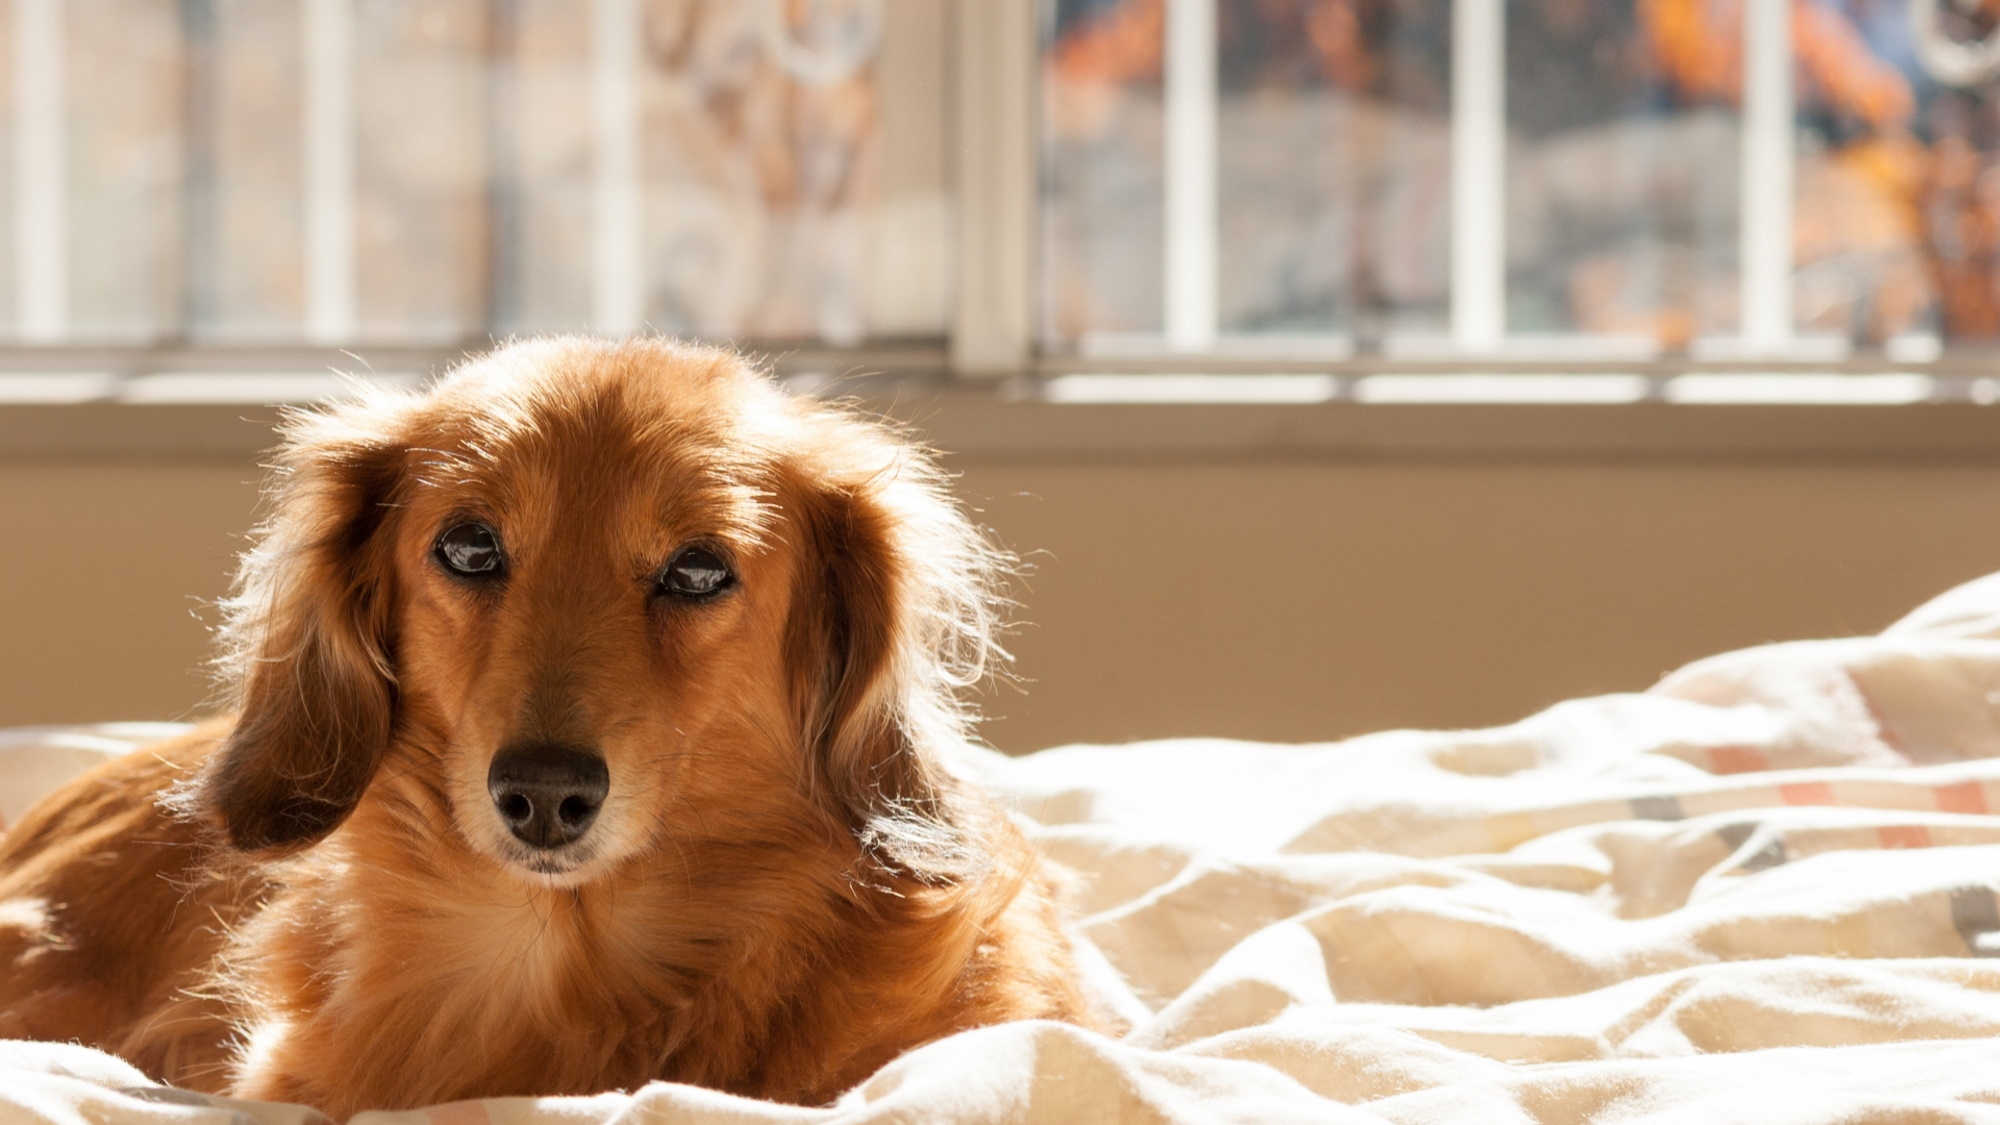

{"left": 181, "top": 401, "right": 411, "bottom": 852}
{"left": 784, "top": 439, "right": 1007, "bottom": 883}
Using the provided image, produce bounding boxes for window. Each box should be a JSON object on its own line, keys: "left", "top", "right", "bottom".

{"left": 0, "top": 0, "right": 944, "bottom": 348}
{"left": 1039, "top": 0, "right": 2000, "bottom": 403}
{"left": 2, "top": 0, "right": 1999, "bottom": 411}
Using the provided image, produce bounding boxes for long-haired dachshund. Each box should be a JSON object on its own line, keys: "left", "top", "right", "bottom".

{"left": 0, "top": 339, "right": 1093, "bottom": 1117}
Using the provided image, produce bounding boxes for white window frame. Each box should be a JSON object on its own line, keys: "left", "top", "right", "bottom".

{"left": 951, "top": 0, "right": 1037, "bottom": 376}
{"left": 13, "top": 0, "right": 65, "bottom": 342}
{"left": 0, "top": 0, "right": 1986, "bottom": 412}
{"left": 302, "top": 0, "right": 356, "bottom": 343}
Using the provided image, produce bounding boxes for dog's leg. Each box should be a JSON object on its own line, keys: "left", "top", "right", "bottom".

{"left": 0, "top": 722, "right": 254, "bottom": 1088}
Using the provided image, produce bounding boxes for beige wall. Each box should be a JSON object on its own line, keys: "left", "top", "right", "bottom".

{"left": 3, "top": 456, "right": 1998, "bottom": 752}
{"left": 958, "top": 462, "right": 2000, "bottom": 751}
{"left": 0, "top": 464, "right": 260, "bottom": 724}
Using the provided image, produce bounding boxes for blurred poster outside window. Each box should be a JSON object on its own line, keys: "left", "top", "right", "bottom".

{"left": 0, "top": 0, "right": 946, "bottom": 347}
{"left": 1041, "top": 0, "right": 2000, "bottom": 363}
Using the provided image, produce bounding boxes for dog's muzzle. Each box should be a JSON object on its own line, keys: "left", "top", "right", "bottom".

{"left": 487, "top": 744, "right": 609, "bottom": 850}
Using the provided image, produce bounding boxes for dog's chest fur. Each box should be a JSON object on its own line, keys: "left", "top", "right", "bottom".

{"left": 226, "top": 778, "right": 953, "bottom": 1113}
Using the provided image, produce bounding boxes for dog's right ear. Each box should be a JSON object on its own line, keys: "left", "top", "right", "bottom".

{"left": 180, "top": 399, "right": 411, "bottom": 852}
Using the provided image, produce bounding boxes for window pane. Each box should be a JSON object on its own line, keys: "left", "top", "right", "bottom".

{"left": 1040, "top": 0, "right": 1456, "bottom": 353}
{"left": 492, "top": 0, "right": 591, "bottom": 335}
{"left": 353, "top": 0, "right": 485, "bottom": 341}
{"left": 639, "top": 0, "right": 893, "bottom": 342}
{"left": 1506, "top": 0, "right": 1741, "bottom": 350}
{"left": 69, "top": 0, "right": 182, "bottom": 341}
{"left": 1041, "top": 0, "right": 1167, "bottom": 345}
{"left": 0, "top": 0, "right": 936, "bottom": 347}
{"left": 201, "top": 0, "right": 306, "bottom": 341}
{"left": 1810, "top": 0, "right": 1982, "bottom": 351}
{"left": 1216, "top": 1, "right": 1451, "bottom": 345}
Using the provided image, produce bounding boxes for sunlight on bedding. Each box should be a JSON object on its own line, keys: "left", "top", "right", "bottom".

{"left": 13, "top": 576, "right": 2000, "bottom": 1122}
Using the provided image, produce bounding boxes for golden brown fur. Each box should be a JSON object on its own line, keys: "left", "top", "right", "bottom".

{"left": 0, "top": 339, "right": 1094, "bottom": 1118}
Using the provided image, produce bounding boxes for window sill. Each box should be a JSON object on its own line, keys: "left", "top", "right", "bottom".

{"left": 6, "top": 389, "right": 2000, "bottom": 466}
{"left": 1, "top": 344, "right": 1998, "bottom": 464}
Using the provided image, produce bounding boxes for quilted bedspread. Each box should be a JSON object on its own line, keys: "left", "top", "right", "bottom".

{"left": 14, "top": 575, "right": 2000, "bottom": 1122}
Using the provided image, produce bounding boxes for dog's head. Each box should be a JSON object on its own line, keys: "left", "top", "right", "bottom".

{"left": 185, "top": 339, "right": 1006, "bottom": 886}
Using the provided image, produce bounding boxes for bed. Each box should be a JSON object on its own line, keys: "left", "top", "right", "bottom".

{"left": 10, "top": 574, "right": 2000, "bottom": 1123}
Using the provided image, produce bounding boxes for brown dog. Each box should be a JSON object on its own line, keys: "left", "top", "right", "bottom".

{"left": 0, "top": 339, "right": 1093, "bottom": 1117}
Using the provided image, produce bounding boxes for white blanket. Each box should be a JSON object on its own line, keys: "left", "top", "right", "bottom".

{"left": 13, "top": 575, "right": 2000, "bottom": 1123}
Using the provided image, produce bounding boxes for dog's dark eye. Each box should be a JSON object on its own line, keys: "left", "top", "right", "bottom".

{"left": 434, "top": 522, "right": 503, "bottom": 578}
{"left": 658, "top": 545, "right": 734, "bottom": 599}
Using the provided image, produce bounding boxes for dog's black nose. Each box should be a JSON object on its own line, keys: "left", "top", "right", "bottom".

{"left": 487, "top": 744, "right": 609, "bottom": 850}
